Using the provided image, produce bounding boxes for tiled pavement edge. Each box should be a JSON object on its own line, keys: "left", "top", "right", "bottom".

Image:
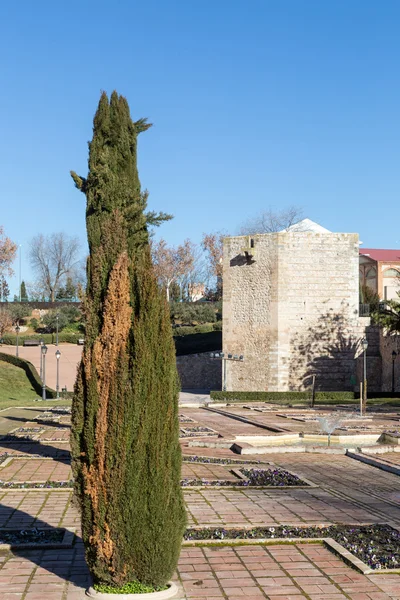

{"left": 2, "top": 434, "right": 400, "bottom": 596}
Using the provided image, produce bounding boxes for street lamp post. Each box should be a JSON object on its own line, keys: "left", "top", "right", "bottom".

{"left": 39, "top": 339, "right": 43, "bottom": 380}
{"left": 361, "top": 338, "right": 368, "bottom": 415}
{"left": 41, "top": 344, "right": 48, "bottom": 400}
{"left": 56, "top": 314, "right": 59, "bottom": 346}
{"left": 55, "top": 349, "right": 61, "bottom": 398}
{"left": 15, "top": 324, "right": 20, "bottom": 358}
{"left": 210, "top": 352, "right": 244, "bottom": 391}
{"left": 392, "top": 350, "right": 397, "bottom": 394}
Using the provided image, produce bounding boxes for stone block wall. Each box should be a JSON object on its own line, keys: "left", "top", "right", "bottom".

{"left": 223, "top": 231, "right": 367, "bottom": 392}
{"left": 176, "top": 352, "right": 222, "bottom": 391}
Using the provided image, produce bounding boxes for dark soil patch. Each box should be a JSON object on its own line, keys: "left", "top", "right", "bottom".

{"left": 185, "top": 524, "right": 400, "bottom": 570}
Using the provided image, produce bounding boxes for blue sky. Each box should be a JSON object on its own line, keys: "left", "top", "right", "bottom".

{"left": 1, "top": 1, "right": 400, "bottom": 295}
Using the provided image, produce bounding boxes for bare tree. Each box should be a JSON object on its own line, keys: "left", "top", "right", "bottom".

{"left": 151, "top": 238, "right": 195, "bottom": 302}
{"left": 29, "top": 233, "right": 81, "bottom": 302}
{"left": 180, "top": 244, "right": 208, "bottom": 301}
{"left": 237, "top": 206, "right": 304, "bottom": 235}
{"left": 201, "top": 231, "right": 226, "bottom": 300}
{"left": 0, "top": 226, "right": 17, "bottom": 295}
{"left": 0, "top": 307, "right": 13, "bottom": 338}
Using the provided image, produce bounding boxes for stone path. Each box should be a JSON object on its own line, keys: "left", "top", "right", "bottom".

{"left": 0, "top": 344, "right": 82, "bottom": 392}
{"left": 178, "top": 544, "right": 399, "bottom": 599}
{"left": 1, "top": 407, "right": 400, "bottom": 597}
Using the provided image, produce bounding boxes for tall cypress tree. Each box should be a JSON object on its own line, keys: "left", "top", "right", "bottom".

{"left": 20, "top": 281, "right": 28, "bottom": 302}
{"left": 70, "top": 92, "right": 186, "bottom": 588}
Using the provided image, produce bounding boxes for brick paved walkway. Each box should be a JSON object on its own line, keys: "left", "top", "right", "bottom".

{"left": 1, "top": 407, "right": 400, "bottom": 597}
{"left": 178, "top": 544, "right": 400, "bottom": 599}
{"left": 0, "top": 457, "right": 71, "bottom": 482}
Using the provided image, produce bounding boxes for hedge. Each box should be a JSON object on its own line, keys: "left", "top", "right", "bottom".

{"left": 210, "top": 390, "right": 400, "bottom": 403}
{"left": 1, "top": 332, "right": 82, "bottom": 345}
{"left": 210, "top": 391, "right": 357, "bottom": 404}
{"left": 0, "top": 352, "right": 58, "bottom": 398}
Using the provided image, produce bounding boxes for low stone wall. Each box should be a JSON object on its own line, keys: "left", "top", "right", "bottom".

{"left": 176, "top": 352, "right": 222, "bottom": 391}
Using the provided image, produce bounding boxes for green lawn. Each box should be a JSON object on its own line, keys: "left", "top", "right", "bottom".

{"left": 0, "top": 361, "right": 72, "bottom": 409}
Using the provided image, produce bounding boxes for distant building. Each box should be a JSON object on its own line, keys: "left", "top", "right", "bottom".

{"left": 223, "top": 220, "right": 398, "bottom": 393}
{"left": 187, "top": 283, "right": 206, "bottom": 302}
{"left": 359, "top": 248, "right": 400, "bottom": 301}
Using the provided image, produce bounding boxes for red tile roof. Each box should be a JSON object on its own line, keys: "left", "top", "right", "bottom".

{"left": 360, "top": 248, "right": 400, "bottom": 262}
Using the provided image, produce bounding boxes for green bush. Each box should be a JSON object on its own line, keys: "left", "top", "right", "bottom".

{"left": 8, "top": 303, "right": 32, "bottom": 323}
{"left": 213, "top": 321, "right": 222, "bottom": 331}
{"left": 42, "top": 310, "right": 69, "bottom": 333}
{"left": 1, "top": 334, "right": 54, "bottom": 345}
{"left": 0, "top": 332, "right": 82, "bottom": 345}
{"left": 173, "top": 326, "right": 196, "bottom": 336}
{"left": 59, "top": 304, "right": 82, "bottom": 322}
{"left": 210, "top": 390, "right": 356, "bottom": 404}
{"left": 194, "top": 324, "right": 213, "bottom": 334}
{"left": 170, "top": 302, "right": 216, "bottom": 325}
{"left": 30, "top": 318, "right": 39, "bottom": 331}
{"left": 0, "top": 352, "right": 56, "bottom": 398}
{"left": 58, "top": 332, "right": 82, "bottom": 343}
{"left": 62, "top": 321, "right": 84, "bottom": 333}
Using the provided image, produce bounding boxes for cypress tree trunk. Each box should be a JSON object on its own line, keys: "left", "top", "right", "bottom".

{"left": 70, "top": 91, "right": 186, "bottom": 588}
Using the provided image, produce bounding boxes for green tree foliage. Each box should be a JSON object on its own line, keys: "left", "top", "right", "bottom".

{"left": 42, "top": 310, "right": 69, "bottom": 333}
{"left": 170, "top": 302, "right": 216, "bottom": 325}
{"left": 20, "top": 281, "right": 28, "bottom": 302}
{"left": 0, "top": 277, "right": 9, "bottom": 302}
{"left": 360, "top": 284, "right": 380, "bottom": 309}
{"left": 373, "top": 299, "right": 400, "bottom": 334}
{"left": 70, "top": 92, "right": 185, "bottom": 588}
{"left": 56, "top": 276, "right": 77, "bottom": 300}
{"left": 8, "top": 303, "right": 31, "bottom": 324}
{"left": 59, "top": 304, "right": 81, "bottom": 322}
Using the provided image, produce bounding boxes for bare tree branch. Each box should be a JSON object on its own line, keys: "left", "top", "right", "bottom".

{"left": 151, "top": 238, "right": 195, "bottom": 302}
{"left": 29, "top": 233, "right": 81, "bottom": 302}
{"left": 237, "top": 206, "right": 304, "bottom": 235}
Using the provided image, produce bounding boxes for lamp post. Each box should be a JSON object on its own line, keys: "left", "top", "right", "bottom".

{"left": 41, "top": 344, "right": 48, "bottom": 400}
{"left": 362, "top": 338, "right": 368, "bottom": 415}
{"left": 210, "top": 352, "right": 244, "bottom": 392}
{"left": 56, "top": 314, "right": 59, "bottom": 346}
{"left": 15, "top": 324, "right": 20, "bottom": 358}
{"left": 55, "top": 349, "right": 61, "bottom": 398}
{"left": 39, "top": 339, "right": 43, "bottom": 380}
{"left": 392, "top": 350, "right": 397, "bottom": 394}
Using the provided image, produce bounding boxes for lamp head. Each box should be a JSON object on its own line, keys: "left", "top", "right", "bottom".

{"left": 55, "top": 350, "right": 61, "bottom": 360}
{"left": 41, "top": 344, "right": 48, "bottom": 355}
{"left": 362, "top": 338, "right": 368, "bottom": 351}
{"left": 393, "top": 350, "right": 397, "bottom": 359}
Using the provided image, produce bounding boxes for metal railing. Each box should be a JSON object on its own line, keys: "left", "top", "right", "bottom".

{"left": 359, "top": 303, "right": 370, "bottom": 317}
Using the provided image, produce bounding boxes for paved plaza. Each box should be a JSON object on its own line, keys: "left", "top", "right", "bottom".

{"left": 1, "top": 404, "right": 400, "bottom": 598}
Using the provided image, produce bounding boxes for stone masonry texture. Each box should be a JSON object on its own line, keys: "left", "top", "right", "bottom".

{"left": 222, "top": 231, "right": 386, "bottom": 392}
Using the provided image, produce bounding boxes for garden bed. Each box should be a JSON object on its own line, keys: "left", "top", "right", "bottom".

{"left": 50, "top": 407, "right": 72, "bottom": 414}
{"left": 181, "top": 467, "right": 307, "bottom": 487}
{"left": 182, "top": 455, "right": 265, "bottom": 465}
{"left": 184, "top": 523, "right": 400, "bottom": 570}
{"left": 0, "top": 528, "right": 64, "bottom": 545}
{"left": 180, "top": 426, "right": 218, "bottom": 438}
{"left": 0, "top": 480, "right": 73, "bottom": 489}
{"left": 179, "top": 414, "right": 196, "bottom": 423}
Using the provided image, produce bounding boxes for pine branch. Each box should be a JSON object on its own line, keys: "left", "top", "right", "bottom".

{"left": 70, "top": 171, "right": 87, "bottom": 193}
{"left": 146, "top": 211, "right": 173, "bottom": 227}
